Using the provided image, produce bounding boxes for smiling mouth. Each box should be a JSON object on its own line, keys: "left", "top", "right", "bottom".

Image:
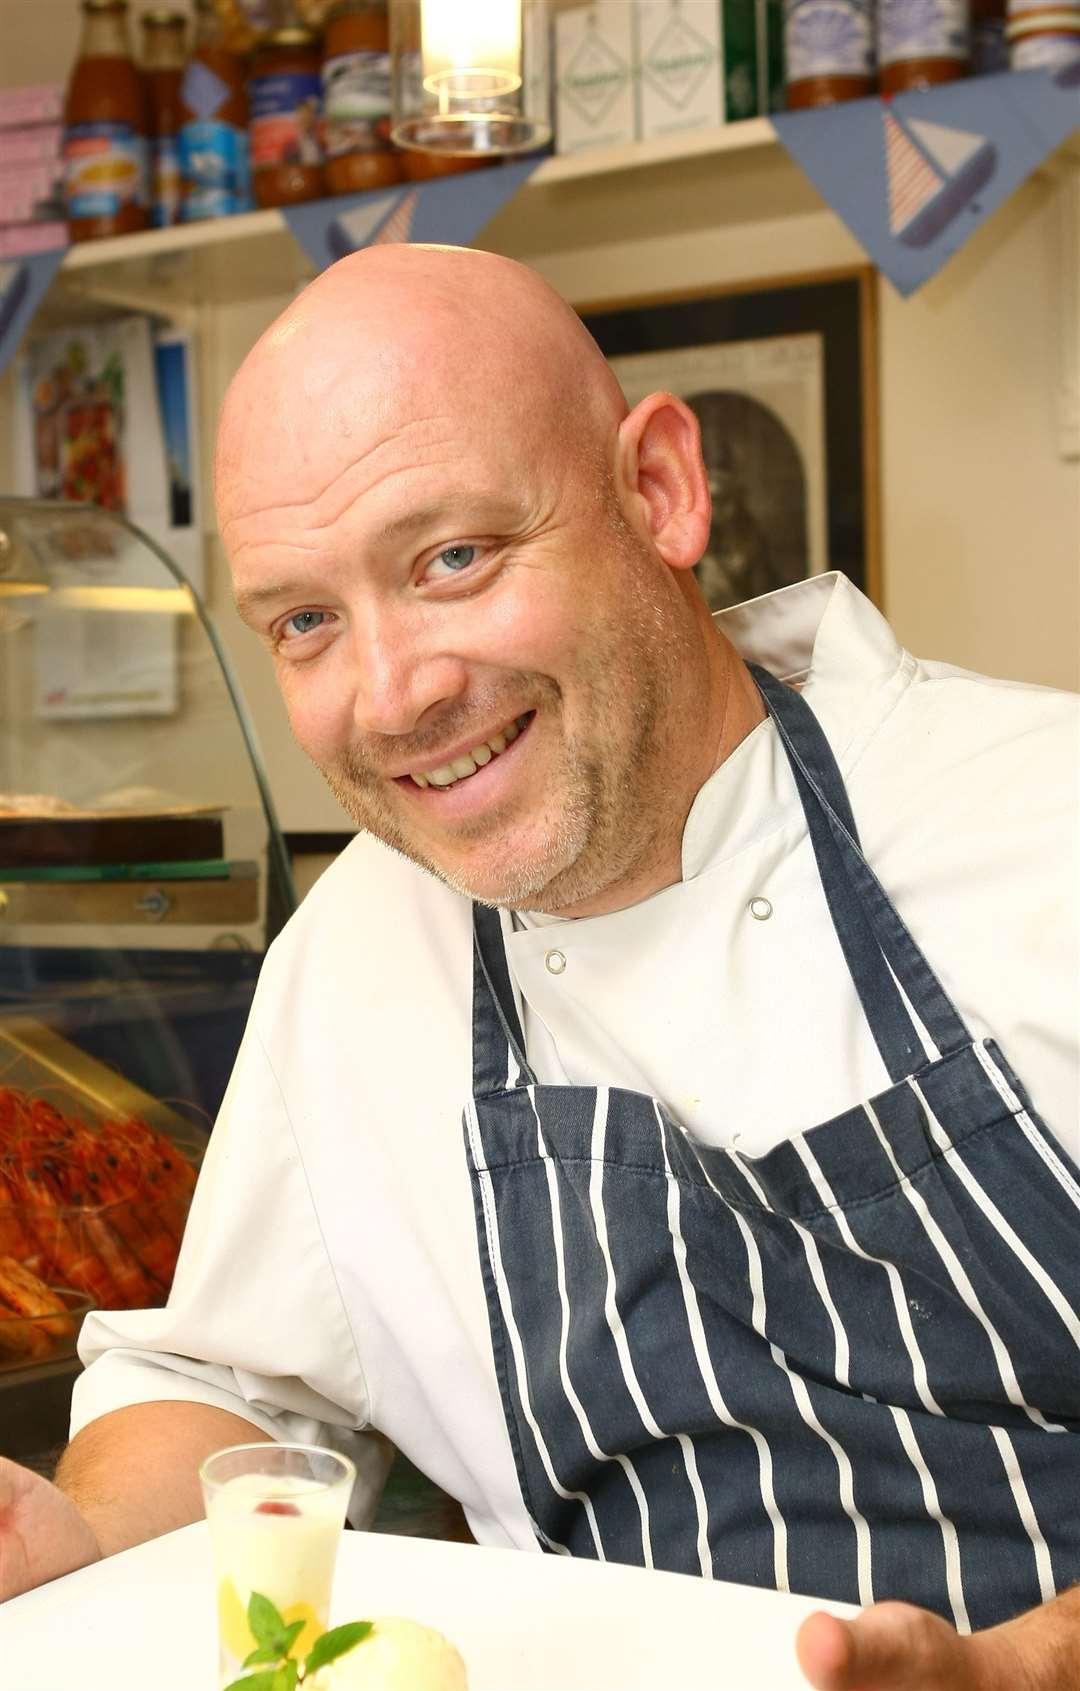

{"left": 407, "top": 713, "right": 534, "bottom": 791}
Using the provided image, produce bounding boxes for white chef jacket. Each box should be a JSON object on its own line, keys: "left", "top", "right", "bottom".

{"left": 73, "top": 573, "right": 1080, "bottom": 1550}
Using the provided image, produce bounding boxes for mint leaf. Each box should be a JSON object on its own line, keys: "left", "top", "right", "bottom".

{"left": 273, "top": 1663, "right": 299, "bottom": 1691}
{"left": 243, "top": 1644, "right": 286, "bottom": 1668}
{"left": 222, "top": 1673, "right": 281, "bottom": 1691}
{"left": 249, "top": 1591, "right": 288, "bottom": 1650}
{"left": 304, "top": 1621, "right": 374, "bottom": 1676}
{"left": 279, "top": 1619, "right": 307, "bottom": 1659}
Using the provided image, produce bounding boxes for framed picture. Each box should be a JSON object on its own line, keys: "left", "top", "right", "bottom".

{"left": 579, "top": 269, "right": 880, "bottom": 614}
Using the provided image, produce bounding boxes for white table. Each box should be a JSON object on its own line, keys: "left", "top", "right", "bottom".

{"left": 3, "top": 1522, "right": 857, "bottom": 1689}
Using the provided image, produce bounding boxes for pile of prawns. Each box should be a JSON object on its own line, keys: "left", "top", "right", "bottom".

{"left": 0, "top": 1083, "right": 197, "bottom": 1357}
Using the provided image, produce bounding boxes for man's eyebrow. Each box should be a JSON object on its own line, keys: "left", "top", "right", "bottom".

{"left": 376, "top": 495, "right": 527, "bottom": 546}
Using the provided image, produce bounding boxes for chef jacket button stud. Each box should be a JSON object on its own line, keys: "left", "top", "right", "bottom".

{"left": 748, "top": 897, "right": 773, "bottom": 921}
{"left": 545, "top": 948, "right": 567, "bottom": 975}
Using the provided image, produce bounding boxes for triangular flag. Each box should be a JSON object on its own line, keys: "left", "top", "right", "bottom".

{"left": 0, "top": 244, "right": 69, "bottom": 380}
{"left": 282, "top": 155, "right": 545, "bottom": 273}
{"left": 772, "top": 68, "right": 1080, "bottom": 296}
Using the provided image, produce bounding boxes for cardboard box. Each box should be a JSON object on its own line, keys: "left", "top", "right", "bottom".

{"left": 0, "top": 85, "right": 65, "bottom": 131}
{"left": 0, "top": 125, "right": 63, "bottom": 167}
{"left": 638, "top": 0, "right": 723, "bottom": 137}
{"left": 555, "top": 4, "right": 639, "bottom": 154}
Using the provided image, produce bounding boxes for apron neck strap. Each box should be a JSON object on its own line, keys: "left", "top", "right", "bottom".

{"left": 472, "top": 903, "right": 536, "bottom": 1095}
{"left": 749, "top": 662, "right": 973, "bottom": 1082}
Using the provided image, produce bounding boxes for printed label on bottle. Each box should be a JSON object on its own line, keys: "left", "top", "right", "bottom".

{"left": 784, "top": 0, "right": 875, "bottom": 79}
{"left": 1010, "top": 29, "right": 1080, "bottom": 66}
{"left": 63, "top": 122, "right": 149, "bottom": 218}
{"left": 153, "top": 134, "right": 182, "bottom": 227}
{"left": 178, "top": 120, "right": 252, "bottom": 218}
{"left": 879, "top": 0, "right": 970, "bottom": 66}
{"left": 321, "top": 50, "right": 393, "bottom": 155}
{"left": 249, "top": 71, "right": 323, "bottom": 168}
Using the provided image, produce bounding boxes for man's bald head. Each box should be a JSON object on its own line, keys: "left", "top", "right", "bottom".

{"left": 216, "top": 245, "right": 628, "bottom": 534}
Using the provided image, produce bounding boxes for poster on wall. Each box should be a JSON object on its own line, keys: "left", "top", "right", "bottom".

{"left": 607, "top": 332, "right": 827, "bottom": 613}
{"left": 581, "top": 273, "right": 879, "bottom": 614}
{"left": 12, "top": 315, "right": 194, "bottom": 719}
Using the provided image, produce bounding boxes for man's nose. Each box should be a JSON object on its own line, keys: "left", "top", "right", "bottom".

{"left": 349, "top": 612, "right": 468, "bottom": 738}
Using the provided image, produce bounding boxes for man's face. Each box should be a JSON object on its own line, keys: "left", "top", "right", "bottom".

{"left": 225, "top": 383, "right": 700, "bottom": 915}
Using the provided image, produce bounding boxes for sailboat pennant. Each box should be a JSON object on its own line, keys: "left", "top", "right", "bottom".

{"left": 772, "top": 68, "right": 1080, "bottom": 296}
{"left": 282, "top": 155, "right": 545, "bottom": 273}
{"left": 0, "top": 244, "right": 68, "bottom": 382}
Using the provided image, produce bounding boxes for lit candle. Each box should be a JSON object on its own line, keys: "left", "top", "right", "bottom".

{"left": 420, "top": 0, "right": 522, "bottom": 97}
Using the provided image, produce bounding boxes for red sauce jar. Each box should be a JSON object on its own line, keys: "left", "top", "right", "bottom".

{"left": 249, "top": 26, "right": 326, "bottom": 208}
{"left": 63, "top": 0, "right": 151, "bottom": 241}
{"left": 321, "top": 0, "right": 403, "bottom": 195}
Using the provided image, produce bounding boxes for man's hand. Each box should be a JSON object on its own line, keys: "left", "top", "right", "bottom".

{"left": 0, "top": 1457, "right": 102, "bottom": 1601}
{"left": 796, "top": 1588, "right": 1080, "bottom": 1691}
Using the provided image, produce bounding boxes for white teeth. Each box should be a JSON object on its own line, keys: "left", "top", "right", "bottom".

{"left": 410, "top": 715, "right": 528, "bottom": 790}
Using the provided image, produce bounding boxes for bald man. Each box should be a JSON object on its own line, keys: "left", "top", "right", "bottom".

{"left": 3, "top": 248, "right": 1079, "bottom": 1691}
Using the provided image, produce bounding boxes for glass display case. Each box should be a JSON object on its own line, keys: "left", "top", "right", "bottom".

{"left": 0, "top": 497, "right": 296, "bottom": 1462}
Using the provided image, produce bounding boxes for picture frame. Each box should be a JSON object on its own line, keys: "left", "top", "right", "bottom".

{"left": 579, "top": 268, "right": 880, "bottom": 614}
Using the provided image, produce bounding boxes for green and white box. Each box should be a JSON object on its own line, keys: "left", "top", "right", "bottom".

{"left": 638, "top": 1, "right": 723, "bottom": 137}
{"left": 555, "top": 4, "right": 639, "bottom": 155}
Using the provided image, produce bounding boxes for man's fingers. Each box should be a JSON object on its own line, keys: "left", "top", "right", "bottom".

{"left": 795, "top": 1610, "right": 855, "bottom": 1688}
{"left": 795, "top": 1601, "right": 982, "bottom": 1691}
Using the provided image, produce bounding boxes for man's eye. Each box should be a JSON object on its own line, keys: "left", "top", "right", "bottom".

{"left": 425, "top": 544, "right": 477, "bottom": 580}
{"left": 281, "top": 610, "right": 326, "bottom": 639}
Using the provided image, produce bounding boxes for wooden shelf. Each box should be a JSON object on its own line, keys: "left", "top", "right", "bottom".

{"left": 42, "top": 119, "right": 825, "bottom": 323}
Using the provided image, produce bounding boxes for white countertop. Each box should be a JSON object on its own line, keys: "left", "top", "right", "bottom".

{"left": 3, "top": 1521, "right": 857, "bottom": 1689}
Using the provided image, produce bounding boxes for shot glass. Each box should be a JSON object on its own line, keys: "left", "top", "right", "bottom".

{"left": 200, "top": 1441, "right": 356, "bottom": 1687}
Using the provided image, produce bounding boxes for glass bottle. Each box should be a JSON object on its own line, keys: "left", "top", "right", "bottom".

{"left": 178, "top": 0, "right": 253, "bottom": 221}
{"left": 140, "top": 8, "right": 187, "bottom": 227}
{"left": 63, "top": 0, "right": 151, "bottom": 242}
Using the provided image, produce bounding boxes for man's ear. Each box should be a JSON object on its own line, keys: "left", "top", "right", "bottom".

{"left": 616, "top": 391, "right": 711, "bottom": 572}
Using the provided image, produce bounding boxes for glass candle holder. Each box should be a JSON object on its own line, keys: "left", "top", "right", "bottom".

{"left": 390, "top": 0, "right": 551, "bottom": 158}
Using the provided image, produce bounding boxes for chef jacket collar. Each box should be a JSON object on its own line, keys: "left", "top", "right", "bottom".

{"left": 517, "top": 572, "right": 911, "bottom": 923}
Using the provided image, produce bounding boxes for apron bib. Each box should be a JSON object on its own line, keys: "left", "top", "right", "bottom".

{"left": 463, "top": 664, "right": 1080, "bottom": 1631}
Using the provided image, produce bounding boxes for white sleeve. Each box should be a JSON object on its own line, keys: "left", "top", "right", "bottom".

{"left": 70, "top": 1013, "right": 394, "bottom": 1525}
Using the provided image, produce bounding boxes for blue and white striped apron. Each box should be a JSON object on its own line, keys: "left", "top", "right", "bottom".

{"left": 463, "top": 663, "right": 1080, "bottom": 1631}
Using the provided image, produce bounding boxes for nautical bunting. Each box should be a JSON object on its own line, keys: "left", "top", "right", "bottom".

{"left": 0, "top": 244, "right": 68, "bottom": 381}
{"left": 282, "top": 155, "right": 544, "bottom": 273}
{"left": 772, "top": 68, "right": 1080, "bottom": 296}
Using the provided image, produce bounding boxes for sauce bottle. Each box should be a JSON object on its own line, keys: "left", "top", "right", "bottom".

{"left": 178, "top": 0, "right": 253, "bottom": 221}
{"left": 784, "top": 0, "right": 876, "bottom": 108}
{"left": 879, "top": 0, "right": 971, "bottom": 93}
{"left": 140, "top": 8, "right": 187, "bottom": 227}
{"left": 321, "top": 0, "right": 403, "bottom": 194}
{"left": 249, "top": 25, "right": 326, "bottom": 207}
{"left": 63, "top": 0, "right": 151, "bottom": 242}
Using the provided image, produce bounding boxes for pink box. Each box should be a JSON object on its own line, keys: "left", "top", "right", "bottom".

{"left": 0, "top": 162, "right": 62, "bottom": 196}
{"left": 0, "top": 125, "right": 63, "bottom": 166}
{"left": 0, "top": 221, "right": 68, "bottom": 256}
{"left": 0, "top": 85, "right": 65, "bottom": 130}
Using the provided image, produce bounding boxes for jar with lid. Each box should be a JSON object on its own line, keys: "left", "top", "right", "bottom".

{"left": 249, "top": 26, "right": 326, "bottom": 207}
{"left": 321, "top": 0, "right": 403, "bottom": 194}
{"left": 879, "top": 0, "right": 971, "bottom": 92}
{"left": 1006, "top": 4, "right": 1080, "bottom": 65}
{"left": 178, "top": 0, "right": 252, "bottom": 221}
{"left": 784, "top": 0, "right": 876, "bottom": 108}
{"left": 63, "top": 0, "right": 151, "bottom": 242}
{"left": 140, "top": 8, "right": 187, "bottom": 226}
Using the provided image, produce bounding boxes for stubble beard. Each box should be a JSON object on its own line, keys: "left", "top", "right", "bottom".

{"left": 318, "top": 543, "right": 685, "bottom": 913}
